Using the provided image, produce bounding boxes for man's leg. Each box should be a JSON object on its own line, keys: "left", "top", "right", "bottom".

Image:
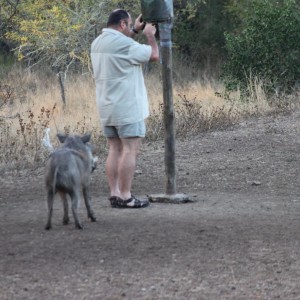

{"left": 118, "top": 137, "right": 141, "bottom": 200}
{"left": 106, "top": 137, "right": 141, "bottom": 199}
{"left": 104, "top": 121, "right": 149, "bottom": 208}
{"left": 106, "top": 137, "right": 122, "bottom": 197}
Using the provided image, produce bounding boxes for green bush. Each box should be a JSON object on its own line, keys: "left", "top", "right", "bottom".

{"left": 222, "top": 0, "right": 300, "bottom": 95}
{"left": 174, "top": 0, "right": 232, "bottom": 69}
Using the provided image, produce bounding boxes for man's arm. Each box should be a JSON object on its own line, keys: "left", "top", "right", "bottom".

{"left": 129, "top": 14, "right": 145, "bottom": 38}
{"left": 130, "top": 15, "right": 159, "bottom": 62}
{"left": 143, "top": 24, "right": 159, "bottom": 62}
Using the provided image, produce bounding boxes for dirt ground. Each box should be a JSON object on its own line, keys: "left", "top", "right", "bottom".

{"left": 1, "top": 110, "right": 300, "bottom": 300}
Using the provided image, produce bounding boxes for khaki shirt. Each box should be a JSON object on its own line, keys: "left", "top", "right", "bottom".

{"left": 91, "top": 28, "right": 152, "bottom": 126}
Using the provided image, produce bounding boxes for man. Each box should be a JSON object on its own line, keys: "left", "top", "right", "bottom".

{"left": 91, "top": 9, "right": 159, "bottom": 208}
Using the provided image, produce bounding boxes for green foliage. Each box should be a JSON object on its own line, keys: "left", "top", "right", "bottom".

{"left": 0, "top": 0, "right": 255, "bottom": 75}
{"left": 1, "top": 0, "right": 147, "bottom": 73}
{"left": 222, "top": 0, "right": 300, "bottom": 95}
{"left": 4, "top": 0, "right": 111, "bottom": 72}
{"left": 225, "top": 0, "right": 255, "bottom": 27}
{"left": 107, "top": 0, "right": 140, "bottom": 16}
{"left": 3, "top": 0, "right": 299, "bottom": 87}
{"left": 173, "top": 0, "right": 232, "bottom": 67}
{"left": 0, "top": 0, "right": 19, "bottom": 38}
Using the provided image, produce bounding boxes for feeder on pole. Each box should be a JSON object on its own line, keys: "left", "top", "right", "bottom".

{"left": 141, "top": 0, "right": 192, "bottom": 203}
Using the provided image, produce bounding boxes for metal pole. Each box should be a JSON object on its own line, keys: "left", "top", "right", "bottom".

{"left": 159, "top": 21, "right": 176, "bottom": 195}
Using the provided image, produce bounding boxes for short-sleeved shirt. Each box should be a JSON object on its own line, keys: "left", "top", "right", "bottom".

{"left": 91, "top": 28, "right": 152, "bottom": 126}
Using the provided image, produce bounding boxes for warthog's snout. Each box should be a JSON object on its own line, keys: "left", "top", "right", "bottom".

{"left": 44, "top": 133, "right": 97, "bottom": 230}
{"left": 85, "top": 142, "right": 98, "bottom": 173}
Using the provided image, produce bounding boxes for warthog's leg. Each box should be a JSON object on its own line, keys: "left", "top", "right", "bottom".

{"left": 83, "top": 187, "right": 96, "bottom": 222}
{"left": 45, "top": 190, "right": 54, "bottom": 230}
{"left": 59, "top": 192, "right": 70, "bottom": 225}
{"left": 70, "top": 191, "right": 83, "bottom": 229}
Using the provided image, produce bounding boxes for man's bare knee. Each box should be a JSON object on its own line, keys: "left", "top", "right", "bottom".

{"left": 121, "top": 137, "right": 141, "bottom": 154}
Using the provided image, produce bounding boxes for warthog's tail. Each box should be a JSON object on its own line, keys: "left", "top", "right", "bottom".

{"left": 42, "top": 128, "right": 54, "bottom": 153}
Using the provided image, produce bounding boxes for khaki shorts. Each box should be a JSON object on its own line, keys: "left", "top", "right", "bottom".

{"left": 102, "top": 120, "right": 146, "bottom": 138}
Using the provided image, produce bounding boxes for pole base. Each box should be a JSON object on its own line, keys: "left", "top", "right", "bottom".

{"left": 147, "top": 193, "right": 194, "bottom": 204}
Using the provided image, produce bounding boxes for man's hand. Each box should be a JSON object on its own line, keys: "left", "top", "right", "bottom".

{"left": 142, "top": 23, "right": 159, "bottom": 62}
{"left": 142, "top": 23, "right": 157, "bottom": 37}
{"left": 133, "top": 14, "right": 146, "bottom": 32}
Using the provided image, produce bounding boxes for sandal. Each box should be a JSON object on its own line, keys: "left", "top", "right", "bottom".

{"left": 109, "top": 195, "right": 149, "bottom": 208}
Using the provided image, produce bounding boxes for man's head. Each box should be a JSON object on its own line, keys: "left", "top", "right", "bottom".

{"left": 107, "top": 9, "right": 132, "bottom": 36}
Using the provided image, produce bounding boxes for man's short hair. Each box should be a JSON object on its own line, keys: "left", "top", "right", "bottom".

{"left": 107, "top": 9, "right": 130, "bottom": 27}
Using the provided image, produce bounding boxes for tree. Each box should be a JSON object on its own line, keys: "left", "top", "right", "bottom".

{"left": 5, "top": 0, "right": 110, "bottom": 71}
{"left": 4, "top": 0, "right": 113, "bottom": 106}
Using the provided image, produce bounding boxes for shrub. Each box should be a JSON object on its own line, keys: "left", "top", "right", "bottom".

{"left": 222, "top": 0, "right": 300, "bottom": 96}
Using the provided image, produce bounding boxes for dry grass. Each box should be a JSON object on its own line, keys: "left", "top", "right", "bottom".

{"left": 0, "top": 64, "right": 298, "bottom": 169}
{"left": 0, "top": 67, "right": 102, "bottom": 169}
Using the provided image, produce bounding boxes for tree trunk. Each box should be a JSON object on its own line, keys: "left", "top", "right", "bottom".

{"left": 57, "top": 71, "right": 66, "bottom": 109}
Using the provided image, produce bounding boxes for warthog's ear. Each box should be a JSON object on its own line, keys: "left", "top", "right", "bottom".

{"left": 57, "top": 133, "right": 68, "bottom": 143}
{"left": 81, "top": 134, "right": 91, "bottom": 144}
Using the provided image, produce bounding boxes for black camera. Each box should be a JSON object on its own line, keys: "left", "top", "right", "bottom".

{"left": 141, "top": 16, "right": 159, "bottom": 39}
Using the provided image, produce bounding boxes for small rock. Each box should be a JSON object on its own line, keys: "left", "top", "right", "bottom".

{"left": 251, "top": 181, "right": 261, "bottom": 186}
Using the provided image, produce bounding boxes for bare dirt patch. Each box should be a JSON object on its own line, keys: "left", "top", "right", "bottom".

{"left": 1, "top": 110, "right": 300, "bottom": 299}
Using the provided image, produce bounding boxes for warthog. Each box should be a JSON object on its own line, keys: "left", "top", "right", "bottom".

{"left": 44, "top": 133, "right": 97, "bottom": 230}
